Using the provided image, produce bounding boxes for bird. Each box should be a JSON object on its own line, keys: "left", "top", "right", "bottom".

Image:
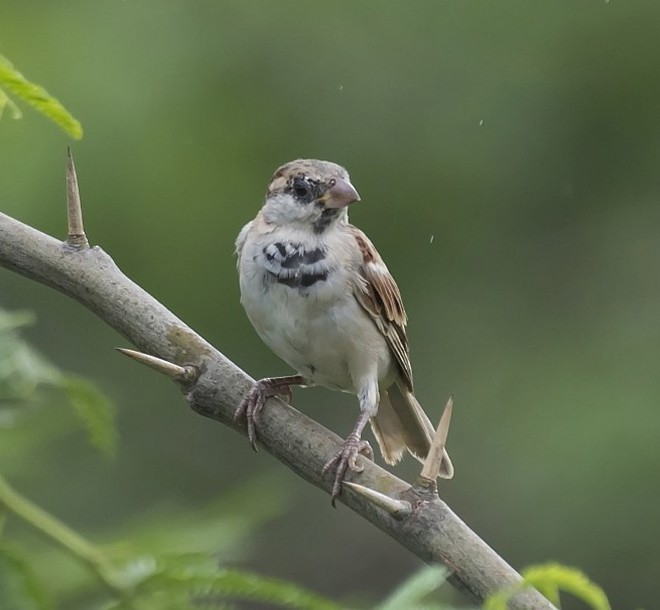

{"left": 235, "top": 159, "right": 453, "bottom": 505}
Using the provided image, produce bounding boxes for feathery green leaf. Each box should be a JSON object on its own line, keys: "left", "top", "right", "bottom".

{"left": 484, "top": 562, "right": 611, "bottom": 610}
{"left": 61, "top": 375, "right": 117, "bottom": 458}
{"left": 522, "top": 563, "right": 611, "bottom": 610}
{"left": 0, "top": 54, "right": 83, "bottom": 139}
{"left": 0, "top": 308, "right": 117, "bottom": 456}
{"left": 134, "top": 553, "right": 346, "bottom": 610}
{"left": 377, "top": 565, "right": 448, "bottom": 610}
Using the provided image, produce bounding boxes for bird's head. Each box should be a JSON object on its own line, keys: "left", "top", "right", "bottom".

{"left": 261, "top": 159, "right": 360, "bottom": 233}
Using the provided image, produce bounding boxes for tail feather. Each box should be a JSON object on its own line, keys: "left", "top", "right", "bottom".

{"left": 370, "top": 381, "right": 454, "bottom": 479}
{"left": 370, "top": 390, "right": 406, "bottom": 465}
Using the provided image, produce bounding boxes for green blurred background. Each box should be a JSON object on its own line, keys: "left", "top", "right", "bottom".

{"left": 2, "top": 1, "right": 659, "bottom": 607}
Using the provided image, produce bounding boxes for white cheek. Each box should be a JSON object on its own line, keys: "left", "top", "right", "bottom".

{"left": 262, "top": 193, "right": 318, "bottom": 225}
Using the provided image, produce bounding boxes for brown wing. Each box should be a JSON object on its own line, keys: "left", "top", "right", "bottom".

{"left": 350, "top": 226, "right": 414, "bottom": 391}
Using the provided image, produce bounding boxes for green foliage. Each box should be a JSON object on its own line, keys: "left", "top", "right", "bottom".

{"left": 0, "top": 308, "right": 117, "bottom": 458}
{"left": 0, "top": 53, "right": 83, "bottom": 139}
{"left": 60, "top": 376, "right": 117, "bottom": 458}
{"left": 376, "top": 565, "right": 456, "bottom": 610}
{"left": 103, "top": 553, "right": 346, "bottom": 610}
{"left": 0, "top": 309, "right": 56, "bottom": 399}
{"left": 0, "top": 469, "right": 313, "bottom": 610}
{"left": 484, "top": 562, "right": 611, "bottom": 610}
{"left": 0, "top": 545, "right": 53, "bottom": 610}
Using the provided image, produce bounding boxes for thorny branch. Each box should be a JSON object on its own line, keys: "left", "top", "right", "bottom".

{"left": 0, "top": 154, "right": 557, "bottom": 609}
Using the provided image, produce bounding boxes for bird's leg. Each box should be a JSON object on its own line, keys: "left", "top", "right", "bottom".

{"left": 323, "top": 382, "right": 377, "bottom": 506}
{"left": 234, "top": 375, "right": 306, "bottom": 451}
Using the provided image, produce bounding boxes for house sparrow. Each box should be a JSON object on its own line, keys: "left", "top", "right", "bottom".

{"left": 235, "top": 159, "right": 453, "bottom": 505}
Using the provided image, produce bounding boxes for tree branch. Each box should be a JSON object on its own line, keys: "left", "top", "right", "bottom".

{"left": 0, "top": 161, "right": 556, "bottom": 609}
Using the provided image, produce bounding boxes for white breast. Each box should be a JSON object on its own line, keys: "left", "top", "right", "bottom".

{"left": 237, "top": 222, "right": 393, "bottom": 393}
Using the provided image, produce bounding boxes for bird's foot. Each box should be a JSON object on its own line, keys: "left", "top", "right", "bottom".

{"left": 234, "top": 378, "right": 294, "bottom": 450}
{"left": 322, "top": 433, "right": 374, "bottom": 507}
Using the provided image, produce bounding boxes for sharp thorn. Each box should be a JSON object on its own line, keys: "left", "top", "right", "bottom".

{"left": 343, "top": 482, "right": 411, "bottom": 519}
{"left": 66, "top": 148, "right": 89, "bottom": 248}
{"left": 116, "top": 348, "right": 197, "bottom": 382}
{"left": 419, "top": 395, "right": 454, "bottom": 482}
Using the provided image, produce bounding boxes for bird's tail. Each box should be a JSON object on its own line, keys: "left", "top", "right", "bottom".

{"left": 370, "top": 381, "right": 454, "bottom": 478}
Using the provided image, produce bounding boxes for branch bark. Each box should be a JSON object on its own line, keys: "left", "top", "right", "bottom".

{"left": 0, "top": 178, "right": 556, "bottom": 608}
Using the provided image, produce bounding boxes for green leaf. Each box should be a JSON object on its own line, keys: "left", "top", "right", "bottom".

{"left": 102, "top": 590, "right": 207, "bottom": 610}
{"left": 0, "top": 308, "right": 118, "bottom": 456}
{"left": 377, "top": 565, "right": 448, "bottom": 610}
{"left": 522, "top": 563, "right": 611, "bottom": 610}
{"left": 484, "top": 562, "right": 611, "bottom": 610}
{"left": 0, "top": 54, "right": 83, "bottom": 139}
{"left": 0, "top": 546, "right": 53, "bottom": 610}
{"left": 61, "top": 375, "right": 118, "bottom": 458}
{"left": 27, "top": 475, "right": 289, "bottom": 603}
{"left": 0, "top": 311, "right": 60, "bottom": 403}
{"left": 134, "top": 554, "right": 346, "bottom": 610}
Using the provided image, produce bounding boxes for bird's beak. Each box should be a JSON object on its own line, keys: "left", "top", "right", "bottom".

{"left": 322, "top": 179, "right": 361, "bottom": 209}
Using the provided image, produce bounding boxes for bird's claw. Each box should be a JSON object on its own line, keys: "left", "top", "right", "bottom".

{"left": 322, "top": 434, "right": 374, "bottom": 507}
{"left": 234, "top": 380, "right": 295, "bottom": 450}
{"left": 234, "top": 382, "right": 268, "bottom": 451}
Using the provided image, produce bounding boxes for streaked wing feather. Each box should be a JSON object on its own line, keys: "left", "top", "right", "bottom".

{"left": 350, "top": 227, "right": 414, "bottom": 391}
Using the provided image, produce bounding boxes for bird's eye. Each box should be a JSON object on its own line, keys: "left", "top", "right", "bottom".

{"left": 292, "top": 178, "right": 311, "bottom": 200}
